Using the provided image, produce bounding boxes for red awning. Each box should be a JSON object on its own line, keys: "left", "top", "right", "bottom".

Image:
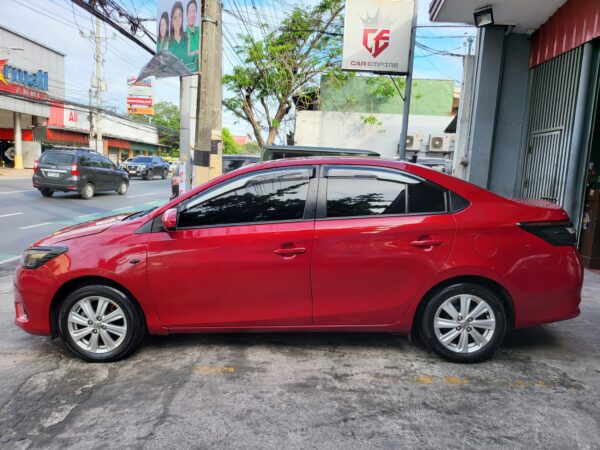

{"left": 106, "top": 138, "right": 131, "bottom": 149}
{"left": 0, "top": 128, "right": 33, "bottom": 141}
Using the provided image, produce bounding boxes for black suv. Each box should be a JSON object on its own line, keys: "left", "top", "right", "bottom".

{"left": 33, "top": 149, "right": 129, "bottom": 200}
{"left": 125, "top": 156, "right": 169, "bottom": 180}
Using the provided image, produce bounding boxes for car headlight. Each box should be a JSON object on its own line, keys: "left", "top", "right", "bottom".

{"left": 21, "top": 246, "right": 68, "bottom": 269}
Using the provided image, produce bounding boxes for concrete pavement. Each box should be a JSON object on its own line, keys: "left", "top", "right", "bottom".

{"left": 0, "top": 269, "right": 598, "bottom": 448}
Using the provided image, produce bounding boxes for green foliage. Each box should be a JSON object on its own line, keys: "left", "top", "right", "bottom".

{"left": 222, "top": 0, "right": 345, "bottom": 146}
{"left": 222, "top": 127, "right": 242, "bottom": 155}
{"left": 242, "top": 141, "right": 261, "bottom": 154}
{"left": 153, "top": 101, "right": 180, "bottom": 154}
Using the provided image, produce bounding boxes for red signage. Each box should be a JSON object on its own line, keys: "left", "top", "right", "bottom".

{"left": 0, "top": 59, "right": 50, "bottom": 101}
{"left": 127, "top": 97, "right": 153, "bottom": 106}
{"left": 362, "top": 28, "right": 391, "bottom": 58}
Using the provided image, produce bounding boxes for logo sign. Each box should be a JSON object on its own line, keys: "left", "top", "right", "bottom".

{"left": 363, "top": 28, "right": 391, "bottom": 58}
{"left": 342, "top": 0, "right": 415, "bottom": 74}
{"left": 127, "top": 76, "right": 154, "bottom": 115}
{"left": 0, "top": 59, "right": 50, "bottom": 100}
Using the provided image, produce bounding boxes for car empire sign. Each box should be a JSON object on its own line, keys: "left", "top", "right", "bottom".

{"left": 342, "top": 0, "right": 415, "bottom": 75}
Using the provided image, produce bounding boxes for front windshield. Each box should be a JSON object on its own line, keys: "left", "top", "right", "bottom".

{"left": 132, "top": 157, "right": 152, "bottom": 163}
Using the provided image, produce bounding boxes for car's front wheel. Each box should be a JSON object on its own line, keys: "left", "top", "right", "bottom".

{"left": 58, "top": 285, "right": 146, "bottom": 362}
{"left": 419, "top": 283, "right": 507, "bottom": 363}
{"left": 144, "top": 169, "right": 153, "bottom": 180}
{"left": 161, "top": 169, "right": 167, "bottom": 180}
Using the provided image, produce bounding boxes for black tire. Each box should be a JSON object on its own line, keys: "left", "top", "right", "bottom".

{"left": 144, "top": 169, "right": 153, "bottom": 180}
{"left": 161, "top": 169, "right": 167, "bottom": 180}
{"left": 419, "top": 283, "right": 507, "bottom": 363}
{"left": 57, "top": 284, "right": 146, "bottom": 362}
{"left": 116, "top": 180, "right": 128, "bottom": 195}
{"left": 80, "top": 182, "right": 95, "bottom": 200}
{"left": 40, "top": 189, "right": 54, "bottom": 198}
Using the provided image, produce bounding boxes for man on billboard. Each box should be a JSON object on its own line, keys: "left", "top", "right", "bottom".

{"left": 186, "top": 0, "right": 200, "bottom": 70}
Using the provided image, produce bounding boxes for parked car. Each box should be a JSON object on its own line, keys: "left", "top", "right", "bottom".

{"left": 125, "top": 156, "right": 169, "bottom": 180}
{"left": 119, "top": 157, "right": 133, "bottom": 169}
{"left": 261, "top": 145, "right": 380, "bottom": 161}
{"left": 168, "top": 161, "right": 177, "bottom": 173}
{"left": 222, "top": 154, "right": 259, "bottom": 173}
{"left": 15, "top": 158, "right": 582, "bottom": 363}
{"left": 33, "top": 149, "right": 129, "bottom": 200}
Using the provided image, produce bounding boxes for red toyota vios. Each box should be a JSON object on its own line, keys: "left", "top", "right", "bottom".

{"left": 14, "top": 158, "right": 583, "bottom": 363}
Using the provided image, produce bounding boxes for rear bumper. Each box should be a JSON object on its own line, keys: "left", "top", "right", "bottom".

{"left": 509, "top": 247, "right": 583, "bottom": 328}
{"left": 33, "top": 174, "right": 84, "bottom": 192}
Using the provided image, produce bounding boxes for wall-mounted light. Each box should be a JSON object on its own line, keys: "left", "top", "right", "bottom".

{"left": 474, "top": 6, "right": 494, "bottom": 27}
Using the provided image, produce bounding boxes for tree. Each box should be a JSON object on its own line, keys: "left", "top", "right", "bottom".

{"left": 222, "top": 127, "right": 241, "bottom": 154}
{"left": 152, "top": 101, "right": 180, "bottom": 155}
{"left": 223, "top": 0, "right": 344, "bottom": 148}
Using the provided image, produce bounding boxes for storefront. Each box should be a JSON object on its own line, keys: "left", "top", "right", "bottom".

{"left": 0, "top": 25, "right": 163, "bottom": 168}
{"left": 429, "top": 0, "right": 600, "bottom": 241}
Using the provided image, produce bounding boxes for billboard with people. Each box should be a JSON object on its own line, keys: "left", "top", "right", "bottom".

{"left": 156, "top": 0, "right": 201, "bottom": 74}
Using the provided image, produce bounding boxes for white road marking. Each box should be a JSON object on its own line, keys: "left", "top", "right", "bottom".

{"left": 0, "top": 212, "right": 24, "bottom": 218}
{"left": 19, "top": 222, "right": 53, "bottom": 230}
{"left": 0, "top": 256, "right": 20, "bottom": 265}
{"left": 0, "top": 190, "right": 36, "bottom": 195}
{"left": 128, "top": 193, "right": 157, "bottom": 198}
{"left": 113, "top": 206, "right": 135, "bottom": 211}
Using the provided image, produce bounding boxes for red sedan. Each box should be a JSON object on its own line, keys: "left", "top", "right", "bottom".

{"left": 14, "top": 158, "right": 583, "bottom": 363}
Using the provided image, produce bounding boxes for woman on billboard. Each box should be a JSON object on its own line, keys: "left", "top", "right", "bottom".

{"left": 157, "top": 11, "right": 170, "bottom": 52}
{"left": 185, "top": 0, "right": 200, "bottom": 72}
{"left": 169, "top": 2, "right": 188, "bottom": 62}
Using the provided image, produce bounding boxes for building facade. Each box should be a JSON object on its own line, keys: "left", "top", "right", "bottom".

{"left": 0, "top": 25, "right": 162, "bottom": 169}
{"left": 430, "top": 0, "right": 600, "bottom": 237}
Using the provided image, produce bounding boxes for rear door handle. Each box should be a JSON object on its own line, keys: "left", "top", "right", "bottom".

{"left": 410, "top": 239, "right": 443, "bottom": 248}
{"left": 274, "top": 247, "right": 306, "bottom": 257}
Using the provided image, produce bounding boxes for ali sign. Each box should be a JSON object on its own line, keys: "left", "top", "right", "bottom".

{"left": 342, "top": 0, "right": 415, "bottom": 74}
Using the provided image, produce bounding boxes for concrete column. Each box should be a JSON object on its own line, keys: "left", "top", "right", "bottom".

{"left": 13, "top": 112, "right": 23, "bottom": 169}
{"left": 466, "top": 26, "right": 506, "bottom": 188}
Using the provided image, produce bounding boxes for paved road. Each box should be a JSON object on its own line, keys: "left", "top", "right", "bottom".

{"left": 0, "top": 270, "right": 599, "bottom": 448}
{"left": 0, "top": 177, "right": 172, "bottom": 268}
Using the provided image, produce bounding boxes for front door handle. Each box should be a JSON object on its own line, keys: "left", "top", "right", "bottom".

{"left": 274, "top": 247, "right": 306, "bottom": 257}
{"left": 410, "top": 238, "right": 443, "bottom": 248}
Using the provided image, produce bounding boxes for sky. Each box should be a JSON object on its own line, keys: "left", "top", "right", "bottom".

{"left": 0, "top": 0, "right": 474, "bottom": 137}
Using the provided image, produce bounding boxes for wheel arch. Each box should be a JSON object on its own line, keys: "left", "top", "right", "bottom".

{"left": 410, "top": 275, "right": 515, "bottom": 341}
{"left": 49, "top": 275, "right": 147, "bottom": 338}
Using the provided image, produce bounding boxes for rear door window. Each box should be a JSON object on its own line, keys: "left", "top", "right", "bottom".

{"left": 40, "top": 152, "right": 75, "bottom": 166}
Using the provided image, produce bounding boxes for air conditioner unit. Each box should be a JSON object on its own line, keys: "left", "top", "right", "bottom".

{"left": 428, "top": 134, "right": 451, "bottom": 153}
{"left": 406, "top": 134, "right": 422, "bottom": 151}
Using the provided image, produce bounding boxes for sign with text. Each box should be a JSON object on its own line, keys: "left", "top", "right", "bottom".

{"left": 127, "top": 76, "right": 154, "bottom": 115}
{"left": 342, "top": 0, "right": 415, "bottom": 74}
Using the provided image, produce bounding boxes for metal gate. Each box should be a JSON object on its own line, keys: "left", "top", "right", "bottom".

{"left": 521, "top": 47, "right": 583, "bottom": 204}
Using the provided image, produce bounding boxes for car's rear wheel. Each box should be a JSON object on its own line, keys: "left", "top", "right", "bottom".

{"left": 58, "top": 285, "right": 146, "bottom": 362}
{"left": 419, "top": 283, "right": 507, "bottom": 363}
{"left": 40, "top": 189, "right": 53, "bottom": 198}
{"left": 144, "top": 169, "right": 153, "bottom": 180}
{"left": 116, "top": 181, "right": 128, "bottom": 195}
{"left": 81, "top": 182, "right": 95, "bottom": 200}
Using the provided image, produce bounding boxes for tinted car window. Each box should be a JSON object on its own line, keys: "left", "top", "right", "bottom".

{"left": 178, "top": 168, "right": 311, "bottom": 228}
{"left": 79, "top": 155, "right": 92, "bottom": 167}
{"left": 133, "top": 157, "right": 152, "bottom": 163}
{"left": 222, "top": 159, "right": 246, "bottom": 173}
{"left": 40, "top": 152, "right": 75, "bottom": 165}
{"left": 99, "top": 157, "right": 115, "bottom": 169}
{"left": 408, "top": 182, "right": 446, "bottom": 214}
{"left": 89, "top": 154, "right": 103, "bottom": 168}
{"left": 326, "top": 167, "right": 414, "bottom": 218}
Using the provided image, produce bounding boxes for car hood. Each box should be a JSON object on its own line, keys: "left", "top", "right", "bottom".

{"left": 33, "top": 214, "right": 129, "bottom": 246}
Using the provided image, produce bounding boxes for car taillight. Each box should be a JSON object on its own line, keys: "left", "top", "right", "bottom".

{"left": 518, "top": 221, "right": 576, "bottom": 246}
{"left": 71, "top": 163, "right": 79, "bottom": 176}
{"left": 33, "top": 160, "right": 38, "bottom": 173}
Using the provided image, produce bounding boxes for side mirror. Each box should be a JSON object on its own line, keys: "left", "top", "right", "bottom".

{"left": 161, "top": 208, "right": 177, "bottom": 231}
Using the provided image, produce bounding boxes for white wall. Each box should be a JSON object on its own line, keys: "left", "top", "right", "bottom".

{"left": 295, "top": 111, "right": 454, "bottom": 159}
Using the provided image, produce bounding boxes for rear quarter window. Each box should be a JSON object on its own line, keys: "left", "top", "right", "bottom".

{"left": 40, "top": 152, "right": 75, "bottom": 165}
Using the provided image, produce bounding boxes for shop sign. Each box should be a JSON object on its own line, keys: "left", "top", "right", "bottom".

{"left": 0, "top": 59, "right": 50, "bottom": 100}
{"left": 342, "top": 0, "right": 415, "bottom": 74}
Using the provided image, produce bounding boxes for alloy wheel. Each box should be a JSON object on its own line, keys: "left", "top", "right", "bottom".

{"left": 433, "top": 294, "right": 496, "bottom": 354}
{"left": 67, "top": 296, "right": 128, "bottom": 354}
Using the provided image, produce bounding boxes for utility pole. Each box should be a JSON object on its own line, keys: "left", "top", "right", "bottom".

{"left": 193, "top": 0, "right": 222, "bottom": 185}
{"left": 88, "top": 88, "right": 94, "bottom": 146}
